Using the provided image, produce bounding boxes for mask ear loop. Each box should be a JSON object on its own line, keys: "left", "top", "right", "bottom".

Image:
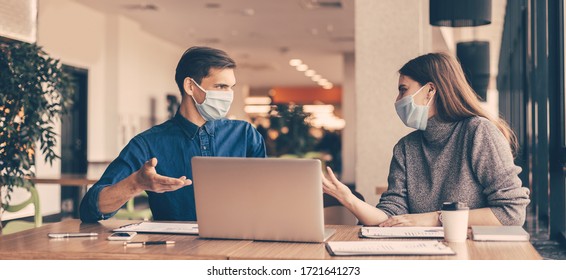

{"left": 425, "top": 91, "right": 435, "bottom": 106}
{"left": 411, "top": 84, "right": 427, "bottom": 97}
{"left": 189, "top": 78, "right": 208, "bottom": 104}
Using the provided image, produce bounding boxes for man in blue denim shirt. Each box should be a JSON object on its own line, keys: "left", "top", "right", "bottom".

{"left": 79, "top": 46, "right": 266, "bottom": 222}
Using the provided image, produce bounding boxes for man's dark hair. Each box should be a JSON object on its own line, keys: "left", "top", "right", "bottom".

{"left": 175, "top": 46, "right": 236, "bottom": 96}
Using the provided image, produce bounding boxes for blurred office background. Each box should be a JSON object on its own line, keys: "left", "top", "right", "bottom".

{"left": 1, "top": 0, "right": 565, "bottom": 257}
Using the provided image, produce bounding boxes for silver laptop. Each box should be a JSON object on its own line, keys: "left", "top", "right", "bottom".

{"left": 192, "top": 156, "right": 335, "bottom": 243}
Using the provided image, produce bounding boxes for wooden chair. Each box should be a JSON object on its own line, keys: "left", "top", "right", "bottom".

{"left": 2, "top": 187, "right": 42, "bottom": 235}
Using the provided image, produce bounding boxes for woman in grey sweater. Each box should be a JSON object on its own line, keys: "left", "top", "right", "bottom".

{"left": 323, "top": 53, "right": 530, "bottom": 226}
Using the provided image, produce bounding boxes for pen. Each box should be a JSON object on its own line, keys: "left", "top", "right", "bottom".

{"left": 123, "top": 241, "right": 176, "bottom": 247}
{"left": 48, "top": 233, "right": 99, "bottom": 238}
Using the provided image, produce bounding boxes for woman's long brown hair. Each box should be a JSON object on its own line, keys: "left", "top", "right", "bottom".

{"left": 399, "top": 53, "right": 519, "bottom": 156}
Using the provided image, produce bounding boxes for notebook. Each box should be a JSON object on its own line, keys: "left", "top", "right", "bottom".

{"left": 113, "top": 221, "right": 199, "bottom": 235}
{"left": 192, "top": 156, "right": 335, "bottom": 243}
{"left": 360, "top": 227, "right": 444, "bottom": 238}
{"left": 471, "top": 226, "right": 530, "bottom": 241}
{"left": 326, "top": 240, "right": 456, "bottom": 256}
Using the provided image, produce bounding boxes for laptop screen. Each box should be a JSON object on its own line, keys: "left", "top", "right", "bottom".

{"left": 192, "top": 156, "right": 330, "bottom": 243}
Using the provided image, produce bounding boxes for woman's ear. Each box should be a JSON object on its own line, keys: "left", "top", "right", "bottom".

{"left": 183, "top": 77, "right": 194, "bottom": 96}
{"left": 427, "top": 82, "right": 436, "bottom": 97}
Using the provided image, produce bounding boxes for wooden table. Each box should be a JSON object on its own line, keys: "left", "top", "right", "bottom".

{"left": 29, "top": 174, "right": 99, "bottom": 217}
{"left": 29, "top": 174, "right": 98, "bottom": 190}
{"left": 0, "top": 220, "right": 542, "bottom": 260}
{"left": 29, "top": 174, "right": 98, "bottom": 198}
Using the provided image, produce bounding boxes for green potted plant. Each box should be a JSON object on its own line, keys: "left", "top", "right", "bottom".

{"left": 0, "top": 40, "right": 73, "bottom": 232}
{"left": 267, "top": 104, "right": 317, "bottom": 157}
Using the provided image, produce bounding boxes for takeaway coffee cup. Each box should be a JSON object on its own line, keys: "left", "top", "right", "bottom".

{"left": 441, "top": 202, "right": 469, "bottom": 242}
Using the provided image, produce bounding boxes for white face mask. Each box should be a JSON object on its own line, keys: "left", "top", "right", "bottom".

{"left": 394, "top": 84, "right": 434, "bottom": 130}
{"left": 190, "top": 78, "right": 234, "bottom": 121}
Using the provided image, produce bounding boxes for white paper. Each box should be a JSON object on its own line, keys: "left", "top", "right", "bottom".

{"left": 113, "top": 222, "right": 199, "bottom": 235}
{"left": 360, "top": 226, "right": 444, "bottom": 238}
{"left": 471, "top": 226, "right": 530, "bottom": 241}
{"left": 326, "top": 240, "right": 455, "bottom": 256}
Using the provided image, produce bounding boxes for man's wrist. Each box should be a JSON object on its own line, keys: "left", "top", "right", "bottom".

{"left": 126, "top": 171, "right": 144, "bottom": 194}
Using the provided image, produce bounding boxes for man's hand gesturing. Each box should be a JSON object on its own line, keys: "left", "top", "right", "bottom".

{"left": 133, "top": 158, "right": 192, "bottom": 193}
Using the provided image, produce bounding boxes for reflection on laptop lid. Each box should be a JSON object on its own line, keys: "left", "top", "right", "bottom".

{"left": 192, "top": 156, "right": 335, "bottom": 243}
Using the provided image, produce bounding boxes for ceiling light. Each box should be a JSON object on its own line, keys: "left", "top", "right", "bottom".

{"left": 303, "top": 105, "right": 335, "bottom": 114}
{"left": 430, "top": 0, "right": 491, "bottom": 27}
{"left": 288, "top": 59, "right": 329, "bottom": 86}
{"left": 242, "top": 8, "right": 255, "bottom": 16}
{"left": 289, "top": 59, "right": 302, "bottom": 66}
{"left": 244, "top": 105, "right": 271, "bottom": 114}
{"left": 296, "top": 64, "right": 308, "bottom": 71}
{"left": 245, "top": 97, "right": 272, "bottom": 105}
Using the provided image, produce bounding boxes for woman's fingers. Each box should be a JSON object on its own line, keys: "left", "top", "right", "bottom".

{"left": 325, "top": 166, "right": 348, "bottom": 189}
{"left": 321, "top": 174, "right": 333, "bottom": 187}
{"left": 326, "top": 167, "right": 342, "bottom": 185}
{"left": 327, "top": 167, "right": 339, "bottom": 183}
{"left": 379, "top": 218, "right": 392, "bottom": 227}
{"left": 321, "top": 177, "right": 335, "bottom": 195}
{"left": 379, "top": 216, "right": 407, "bottom": 227}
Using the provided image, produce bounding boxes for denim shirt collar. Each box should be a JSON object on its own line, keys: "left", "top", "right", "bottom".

{"left": 172, "top": 111, "right": 199, "bottom": 139}
{"left": 202, "top": 120, "right": 216, "bottom": 136}
{"left": 172, "top": 111, "right": 216, "bottom": 139}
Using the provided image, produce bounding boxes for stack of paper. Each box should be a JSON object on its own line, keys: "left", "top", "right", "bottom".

{"left": 113, "top": 222, "right": 199, "bottom": 235}
{"left": 471, "top": 226, "right": 530, "bottom": 241}
{"left": 360, "top": 226, "right": 444, "bottom": 238}
{"left": 326, "top": 240, "right": 455, "bottom": 256}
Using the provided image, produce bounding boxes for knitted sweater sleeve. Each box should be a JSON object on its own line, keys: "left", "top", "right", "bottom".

{"left": 470, "top": 120, "right": 530, "bottom": 225}
{"left": 376, "top": 140, "right": 410, "bottom": 217}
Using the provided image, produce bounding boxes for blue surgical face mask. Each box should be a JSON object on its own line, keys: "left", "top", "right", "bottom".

{"left": 394, "top": 84, "right": 434, "bottom": 130}
{"left": 190, "top": 78, "right": 234, "bottom": 121}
